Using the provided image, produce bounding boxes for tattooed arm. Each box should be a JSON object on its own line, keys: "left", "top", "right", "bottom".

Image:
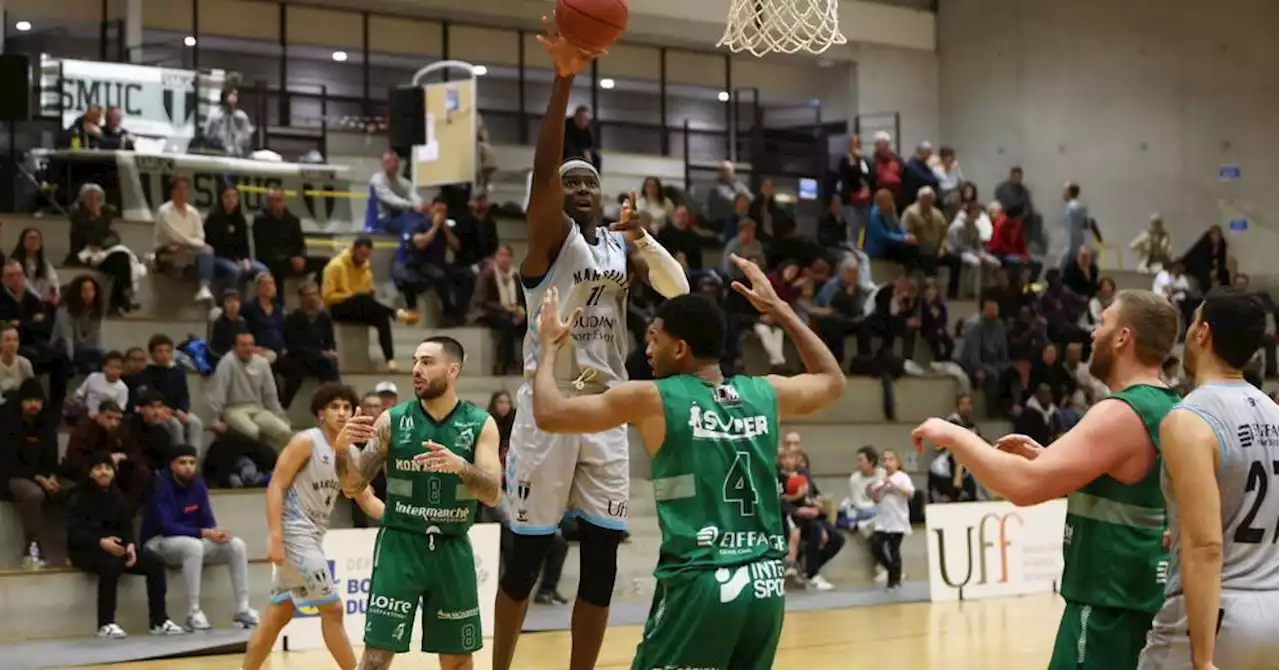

{"left": 340, "top": 410, "right": 390, "bottom": 499}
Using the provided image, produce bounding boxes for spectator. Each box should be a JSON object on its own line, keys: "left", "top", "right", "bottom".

{"left": 864, "top": 189, "right": 918, "bottom": 268}
{"left": 54, "top": 275, "right": 106, "bottom": 374}
{"left": 1058, "top": 181, "right": 1092, "bottom": 268}
{"left": 871, "top": 131, "right": 903, "bottom": 204}
{"left": 867, "top": 449, "right": 914, "bottom": 590}
{"left": 1006, "top": 305, "right": 1049, "bottom": 364}
{"left": 1062, "top": 245, "right": 1101, "bottom": 299}
{"left": 456, "top": 192, "right": 500, "bottom": 270}
{"left": 958, "top": 297, "right": 1010, "bottom": 418}
{"left": 0, "top": 325, "right": 34, "bottom": 398}
{"left": 153, "top": 176, "right": 216, "bottom": 304}
{"left": 1038, "top": 269, "right": 1089, "bottom": 349}
{"left": 868, "top": 274, "right": 921, "bottom": 359}
{"left": 488, "top": 390, "right": 515, "bottom": 448}
{"left": 204, "top": 85, "right": 253, "bottom": 157}
{"left": 369, "top": 150, "right": 427, "bottom": 236}
{"left": 947, "top": 201, "right": 1001, "bottom": 298}
{"left": 1129, "top": 214, "right": 1174, "bottom": 274}
{"left": 1180, "top": 225, "right": 1231, "bottom": 291}
{"left": 208, "top": 331, "right": 291, "bottom": 449}
{"left": 121, "top": 346, "right": 149, "bottom": 408}
{"left": 1028, "top": 343, "right": 1075, "bottom": 406}
{"left": 97, "top": 107, "right": 135, "bottom": 150}
{"left": 838, "top": 135, "right": 874, "bottom": 240}
{"left": 323, "top": 238, "right": 416, "bottom": 371}
{"left": 469, "top": 245, "right": 525, "bottom": 376}
{"left": 392, "top": 198, "right": 464, "bottom": 326}
{"left": 656, "top": 205, "right": 706, "bottom": 273}
{"left": 722, "top": 220, "right": 767, "bottom": 278}
{"left": 66, "top": 452, "right": 183, "bottom": 638}
{"left": 375, "top": 382, "right": 398, "bottom": 410}
{"left": 0, "top": 379, "right": 64, "bottom": 567}
{"left": 10, "top": 227, "right": 59, "bottom": 310}
{"left": 1152, "top": 260, "right": 1192, "bottom": 300}
{"left": 279, "top": 281, "right": 340, "bottom": 409}
{"left": 1012, "top": 382, "right": 1057, "bottom": 446}
{"left": 778, "top": 446, "right": 842, "bottom": 591}
{"left": 919, "top": 280, "right": 954, "bottom": 362}
{"left": 1064, "top": 341, "right": 1108, "bottom": 411}
{"left": 987, "top": 204, "right": 1043, "bottom": 280}
{"left": 933, "top": 146, "right": 966, "bottom": 215}
{"left": 839, "top": 445, "right": 885, "bottom": 538}
{"left": 815, "top": 256, "right": 874, "bottom": 365}
{"left": 818, "top": 194, "right": 851, "bottom": 251}
{"left": 61, "top": 104, "right": 103, "bottom": 149}
{"left": 208, "top": 289, "right": 248, "bottom": 366}
{"left": 766, "top": 218, "right": 821, "bottom": 271}
{"left": 252, "top": 187, "right": 328, "bottom": 284}
{"left": 927, "top": 449, "right": 976, "bottom": 504}
{"left": 720, "top": 192, "right": 753, "bottom": 242}
{"left": 241, "top": 273, "right": 285, "bottom": 363}
{"left": 638, "top": 177, "right": 674, "bottom": 230}
{"left": 703, "top": 161, "right": 752, "bottom": 227}
{"left": 204, "top": 186, "right": 268, "bottom": 298}
{"left": 958, "top": 181, "right": 982, "bottom": 216}
{"left": 72, "top": 350, "right": 129, "bottom": 417}
{"left": 0, "top": 260, "right": 69, "bottom": 406}
{"left": 141, "top": 444, "right": 258, "bottom": 631}
{"left": 128, "top": 391, "right": 176, "bottom": 472}
{"left": 65, "top": 183, "right": 138, "bottom": 314}
{"left": 899, "top": 142, "right": 939, "bottom": 210}
{"left": 994, "top": 167, "right": 1034, "bottom": 223}
{"left": 63, "top": 400, "right": 151, "bottom": 513}
{"left": 749, "top": 179, "right": 786, "bottom": 239}
{"left": 901, "top": 187, "right": 949, "bottom": 277}
{"left": 141, "top": 335, "right": 203, "bottom": 454}
{"left": 563, "top": 105, "right": 597, "bottom": 168}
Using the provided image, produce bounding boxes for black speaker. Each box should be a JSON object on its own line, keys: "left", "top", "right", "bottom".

{"left": 388, "top": 86, "right": 425, "bottom": 149}
{"left": 0, "top": 54, "right": 30, "bottom": 122}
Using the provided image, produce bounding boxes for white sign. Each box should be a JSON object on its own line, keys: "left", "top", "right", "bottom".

{"left": 278, "top": 524, "right": 501, "bottom": 651}
{"left": 924, "top": 499, "right": 1066, "bottom": 602}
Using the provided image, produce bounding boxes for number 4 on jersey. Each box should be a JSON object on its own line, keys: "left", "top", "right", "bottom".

{"left": 722, "top": 451, "right": 758, "bottom": 516}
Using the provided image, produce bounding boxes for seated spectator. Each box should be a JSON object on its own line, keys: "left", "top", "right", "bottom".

{"left": 867, "top": 449, "right": 914, "bottom": 590}
{"left": 66, "top": 452, "right": 183, "bottom": 638}
{"left": 469, "top": 245, "right": 525, "bottom": 376}
{"left": 1, "top": 380, "right": 65, "bottom": 567}
{"left": 818, "top": 194, "right": 851, "bottom": 251}
{"left": 204, "top": 186, "right": 268, "bottom": 298}
{"left": 323, "top": 238, "right": 416, "bottom": 372}
{"left": 204, "top": 85, "right": 254, "bottom": 157}
{"left": 1179, "top": 225, "right": 1231, "bottom": 291}
{"left": 1087, "top": 277, "right": 1117, "bottom": 329}
{"left": 142, "top": 335, "right": 203, "bottom": 454}
{"left": 1038, "top": 269, "right": 1089, "bottom": 349}
{"left": 1006, "top": 305, "right": 1049, "bottom": 364}
{"left": 721, "top": 192, "right": 752, "bottom": 242}
{"left": 11, "top": 226, "right": 60, "bottom": 310}
{"left": 656, "top": 204, "right": 707, "bottom": 274}
{"left": 64, "top": 400, "right": 151, "bottom": 513}
{"left": 60, "top": 104, "right": 103, "bottom": 149}
{"left": 0, "top": 325, "right": 34, "bottom": 399}
{"left": 958, "top": 298, "right": 1010, "bottom": 418}
{"left": 1029, "top": 343, "right": 1076, "bottom": 406}
{"left": 749, "top": 179, "right": 786, "bottom": 239}
{"left": 919, "top": 280, "right": 954, "bottom": 362}
{"left": 241, "top": 273, "right": 285, "bottom": 363}
{"left": 863, "top": 189, "right": 918, "bottom": 269}
{"left": 899, "top": 142, "right": 940, "bottom": 211}
{"left": 141, "top": 444, "right": 258, "bottom": 631}
{"left": 369, "top": 150, "right": 427, "bottom": 236}
{"left": 638, "top": 176, "right": 674, "bottom": 230}
{"left": 65, "top": 183, "right": 138, "bottom": 314}
{"left": 947, "top": 201, "right": 1001, "bottom": 298}
{"left": 778, "top": 445, "right": 842, "bottom": 591}
{"left": 153, "top": 176, "right": 217, "bottom": 304}
{"left": 721, "top": 219, "right": 767, "bottom": 277}
{"left": 868, "top": 274, "right": 921, "bottom": 359}
{"left": 1013, "top": 382, "right": 1057, "bottom": 446}
{"left": 72, "top": 350, "right": 129, "bottom": 418}
{"left": 1129, "top": 214, "right": 1174, "bottom": 274}
{"left": 97, "top": 107, "right": 136, "bottom": 150}
{"left": 766, "top": 217, "right": 821, "bottom": 271}
{"left": 279, "top": 281, "right": 340, "bottom": 409}
{"left": 927, "top": 448, "right": 976, "bottom": 503}
{"left": 1062, "top": 245, "right": 1100, "bottom": 299}
{"left": 208, "top": 289, "right": 248, "bottom": 366}
{"left": 0, "top": 259, "right": 69, "bottom": 406}
{"left": 1064, "top": 341, "right": 1108, "bottom": 411}
{"left": 815, "top": 256, "right": 874, "bottom": 365}
{"left": 839, "top": 446, "right": 885, "bottom": 538}
{"left": 987, "top": 204, "right": 1043, "bottom": 280}
{"left": 129, "top": 391, "right": 176, "bottom": 470}
{"left": 1153, "top": 259, "right": 1192, "bottom": 301}
{"left": 121, "top": 346, "right": 149, "bottom": 408}
{"left": 252, "top": 187, "right": 328, "bottom": 284}
{"left": 449, "top": 194, "right": 499, "bottom": 313}
{"left": 902, "top": 187, "right": 950, "bottom": 277}
{"left": 208, "top": 331, "right": 291, "bottom": 449}
{"left": 703, "top": 161, "right": 752, "bottom": 230}
{"left": 392, "top": 198, "right": 465, "bottom": 325}
{"left": 54, "top": 275, "right": 106, "bottom": 375}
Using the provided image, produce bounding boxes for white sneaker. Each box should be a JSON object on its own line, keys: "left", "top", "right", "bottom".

{"left": 232, "top": 608, "right": 260, "bottom": 629}
{"left": 186, "top": 610, "right": 211, "bottom": 631}
{"left": 195, "top": 286, "right": 214, "bottom": 303}
{"left": 151, "top": 619, "right": 186, "bottom": 636}
{"left": 873, "top": 565, "right": 888, "bottom": 585}
{"left": 96, "top": 623, "right": 127, "bottom": 639}
{"left": 807, "top": 575, "right": 835, "bottom": 592}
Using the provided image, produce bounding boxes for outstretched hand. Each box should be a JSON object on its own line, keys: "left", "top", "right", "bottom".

{"left": 729, "top": 253, "right": 784, "bottom": 315}
{"left": 536, "top": 16, "right": 605, "bottom": 78}
{"left": 537, "top": 287, "right": 581, "bottom": 353}
{"left": 911, "top": 418, "right": 966, "bottom": 453}
{"left": 610, "top": 191, "right": 645, "bottom": 243}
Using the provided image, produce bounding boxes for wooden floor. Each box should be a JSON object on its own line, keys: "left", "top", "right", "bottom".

{"left": 71, "top": 594, "right": 1066, "bottom": 670}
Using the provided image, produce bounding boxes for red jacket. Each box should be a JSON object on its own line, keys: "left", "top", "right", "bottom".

{"left": 987, "top": 213, "right": 1027, "bottom": 257}
{"left": 874, "top": 151, "right": 902, "bottom": 198}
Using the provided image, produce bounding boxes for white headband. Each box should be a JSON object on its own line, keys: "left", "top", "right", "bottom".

{"left": 560, "top": 159, "right": 600, "bottom": 181}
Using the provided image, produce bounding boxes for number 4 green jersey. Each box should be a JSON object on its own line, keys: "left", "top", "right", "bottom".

{"left": 650, "top": 374, "right": 787, "bottom": 581}
{"left": 382, "top": 400, "right": 491, "bottom": 537}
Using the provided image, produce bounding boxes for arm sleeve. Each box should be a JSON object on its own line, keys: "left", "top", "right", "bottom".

{"left": 635, "top": 233, "right": 690, "bottom": 298}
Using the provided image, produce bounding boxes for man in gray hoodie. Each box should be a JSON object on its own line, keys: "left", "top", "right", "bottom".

{"left": 957, "top": 297, "right": 1010, "bottom": 418}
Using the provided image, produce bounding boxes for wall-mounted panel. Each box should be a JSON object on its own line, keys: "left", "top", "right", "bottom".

{"left": 448, "top": 25, "right": 520, "bottom": 67}
{"left": 369, "top": 15, "right": 443, "bottom": 58}
{"left": 201, "top": 0, "right": 278, "bottom": 42}
{"left": 286, "top": 5, "right": 363, "bottom": 50}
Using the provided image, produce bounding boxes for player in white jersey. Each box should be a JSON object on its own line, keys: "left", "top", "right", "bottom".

{"left": 241, "top": 384, "right": 385, "bottom": 670}
{"left": 1139, "top": 288, "right": 1279, "bottom": 670}
{"left": 492, "top": 17, "right": 690, "bottom": 670}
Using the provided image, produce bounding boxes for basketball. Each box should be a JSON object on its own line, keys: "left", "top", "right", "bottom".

{"left": 555, "top": 0, "right": 628, "bottom": 52}
{"left": 786, "top": 473, "right": 808, "bottom": 497}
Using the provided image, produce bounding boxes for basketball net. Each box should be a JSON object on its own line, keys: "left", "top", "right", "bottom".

{"left": 718, "top": 0, "right": 847, "bottom": 56}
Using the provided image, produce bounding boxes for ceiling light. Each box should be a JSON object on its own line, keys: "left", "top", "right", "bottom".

{"left": 332, "top": 51, "right": 348, "bottom": 62}
{"left": 183, "top": 35, "right": 196, "bottom": 47}
{"left": 15, "top": 21, "right": 32, "bottom": 32}
{"left": 600, "top": 78, "right": 616, "bottom": 90}
{"left": 717, "top": 91, "right": 730, "bottom": 102}
{"left": 471, "top": 65, "right": 488, "bottom": 76}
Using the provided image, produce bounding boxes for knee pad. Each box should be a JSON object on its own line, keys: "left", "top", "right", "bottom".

{"left": 576, "top": 521, "right": 625, "bottom": 607}
{"left": 499, "top": 532, "right": 555, "bottom": 602}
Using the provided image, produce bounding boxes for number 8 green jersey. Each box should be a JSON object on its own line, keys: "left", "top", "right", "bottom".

{"left": 650, "top": 374, "right": 787, "bottom": 581}
{"left": 382, "top": 400, "right": 491, "bottom": 537}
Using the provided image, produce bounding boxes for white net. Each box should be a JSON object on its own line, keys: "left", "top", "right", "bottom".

{"left": 718, "top": 0, "right": 847, "bottom": 57}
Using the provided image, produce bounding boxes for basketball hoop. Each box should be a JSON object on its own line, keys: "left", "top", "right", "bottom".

{"left": 718, "top": 0, "right": 847, "bottom": 56}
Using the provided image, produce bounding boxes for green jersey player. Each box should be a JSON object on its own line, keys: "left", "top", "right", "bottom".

{"left": 530, "top": 254, "right": 846, "bottom": 669}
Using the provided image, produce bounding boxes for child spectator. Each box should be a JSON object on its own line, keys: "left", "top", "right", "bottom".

{"left": 868, "top": 449, "right": 915, "bottom": 590}
{"left": 73, "top": 350, "right": 129, "bottom": 417}
{"left": 839, "top": 445, "right": 885, "bottom": 537}
{"left": 54, "top": 275, "right": 106, "bottom": 375}
{"left": 208, "top": 289, "right": 248, "bottom": 366}
{"left": 141, "top": 335, "right": 203, "bottom": 453}
{"left": 778, "top": 445, "right": 843, "bottom": 591}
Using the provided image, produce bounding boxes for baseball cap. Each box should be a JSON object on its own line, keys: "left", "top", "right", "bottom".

{"left": 374, "top": 381, "right": 398, "bottom": 396}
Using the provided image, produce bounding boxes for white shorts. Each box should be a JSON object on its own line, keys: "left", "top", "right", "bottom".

{"left": 1138, "top": 589, "right": 1279, "bottom": 669}
{"left": 269, "top": 532, "right": 339, "bottom": 608}
{"left": 505, "top": 383, "right": 629, "bottom": 535}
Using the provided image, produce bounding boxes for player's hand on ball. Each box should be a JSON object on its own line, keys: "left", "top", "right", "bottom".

{"left": 994, "top": 433, "right": 1046, "bottom": 461}
{"left": 334, "top": 408, "right": 374, "bottom": 450}
{"left": 414, "top": 441, "right": 465, "bottom": 474}
{"left": 729, "top": 253, "right": 784, "bottom": 315}
{"left": 911, "top": 417, "right": 964, "bottom": 452}
{"left": 537, "top": 287, "right": 581, "bottom": 352}
{"left": 536, "top": 16, "right": 605, "bottom": 77}
{"left": 610, "top": 191, "right": 645, "bottom": 243}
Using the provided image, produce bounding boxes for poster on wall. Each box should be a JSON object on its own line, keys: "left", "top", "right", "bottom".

{"left": 924, "top": 499, "right": 1066, "bottom": 603}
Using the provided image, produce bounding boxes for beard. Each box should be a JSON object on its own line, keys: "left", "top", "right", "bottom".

{"left": 416, "top": 376, "right": 450, "bottom": 400}
{"left": 1088, "top": 342, "right": 1114, "bottom": 384}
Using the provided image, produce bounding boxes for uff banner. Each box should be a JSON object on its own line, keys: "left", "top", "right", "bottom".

{"left": 924, "top": 499, "right": 1066, "bottom": 602}
{"left": 277, "top": 525, "right": 501, "bottom": 651}
{"left": 40, "top": 56, "right": 224, "bottom": 149}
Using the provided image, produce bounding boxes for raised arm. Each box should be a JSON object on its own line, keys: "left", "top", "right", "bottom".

{"left": 521, "top": 18, "right": 600, "bottom": 280}
{"left": 727, "top": 253, "right": 845, "bottom": 419}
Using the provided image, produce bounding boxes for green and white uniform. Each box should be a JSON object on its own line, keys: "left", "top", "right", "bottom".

{"left": 363, "top": 400, "right": 489, "bottom": 655}
{"left": 631, "top": 374, "right": 789, "bottom": 670}
{"left": 1049, "top": 384, "right": 1179, "bottom": 669}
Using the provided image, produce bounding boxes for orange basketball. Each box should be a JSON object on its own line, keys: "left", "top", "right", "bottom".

{"left": 555, "top": 0, "right": 628, "bottom": 52}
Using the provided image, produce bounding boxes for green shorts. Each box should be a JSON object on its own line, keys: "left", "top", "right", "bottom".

{"left": 631, "top": 558, "right": 786, "bottom": 670}
{"left": 1049, "top": 599, "right": 1154, "bottom": 669}
{"left": 363, "top": 527, "right": 482, "bottom": 655}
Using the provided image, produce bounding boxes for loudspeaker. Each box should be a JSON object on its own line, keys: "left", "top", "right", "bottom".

{"left": 0, "top": 54, "right": 30, "bottom": 122}
{"left": 388, "top": 86, "right": 426, "bottom": 149}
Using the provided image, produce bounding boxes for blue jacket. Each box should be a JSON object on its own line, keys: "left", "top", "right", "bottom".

{"left": 242, "top": 297, "right": 286, "bottom": 353}
{"left": 141, "top": 468, "right": 216, "bottom": 543}
{"left": 863, "top": 205, "right": 907, "bottom": 258}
